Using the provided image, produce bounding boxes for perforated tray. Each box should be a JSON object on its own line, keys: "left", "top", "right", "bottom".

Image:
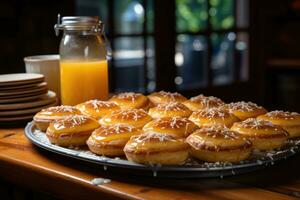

{"left": 25, "top": 122, "right": 300, "bottom": 178}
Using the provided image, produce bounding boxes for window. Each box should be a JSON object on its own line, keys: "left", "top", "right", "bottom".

{"left": 175, "top": 0, "right": 249, "bottom": 89}
{"left": 76, "top": 0, "right": 249, "bottom": 94}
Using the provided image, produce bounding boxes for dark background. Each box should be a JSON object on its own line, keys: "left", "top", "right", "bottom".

{"left": 0, "top": 0, "right": 300, "bottom": 112}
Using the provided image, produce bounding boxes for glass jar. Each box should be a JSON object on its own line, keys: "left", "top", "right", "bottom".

{"left": 55, "top": 15, "right": 108, "bottom": 105}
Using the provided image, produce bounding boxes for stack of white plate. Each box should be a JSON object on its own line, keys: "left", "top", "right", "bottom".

{"left": 0, "top": 73, "right": 57, "bottom": 124}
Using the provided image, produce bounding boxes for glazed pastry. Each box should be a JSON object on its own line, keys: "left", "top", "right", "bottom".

{"left": 186, "top": 125, "right": 252, "bottom": 162}
{"left": 100, "top": 109, "right": 152, "bottom": 128}
{"left": 257, "top": 111, "right": 300, "bottom": 138}
{"left": 87, "top": 124, "right": 141, "bottom": 156}
{"left": 148, "top": 102, "right": 192, "bottom": 119}
{"left": 189, "top": 107, "right": 239, "bottom": 128}
{"left": 143, "top": 117, "right": 197, "bottom": 138}
{"left": 231, "top": 118, "right": 289, "bottom": 150}
{"left": 223, "top": 101, "right": 267, "bottom": 120}
{"left": 109, "top": 92, "right": 150, "bottom": 110}
{"left": 183, "top": 94, "right": 224, "bottom": 112}
{"left": 76, "top": 100, "right": 120, "bottom": 119}
{"left": 33, "top": 105, "right": 82, "bottom": 131}
{"left": 46, "top": 115, "right": 100, "bottom": 147}
{"left": 124, "top": 132, "right": 190, "bottom": 165}
{"left": 148, "top": 91, "right": 187, "bottom": 105}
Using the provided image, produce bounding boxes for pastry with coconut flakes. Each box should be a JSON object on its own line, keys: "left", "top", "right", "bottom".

{"left": 76, "top": 100, "right": 121, "bottom": 119}
{"left": 109, "top": 92, "right": 150, "bottom": 110}
{"left": 87, "top": 124, "right": 141, "bottom": 156}
{"left": 148, "top": 102, "right": 192, "bottom": 119}
{"left": 124, "top": 132, "right": 189, "bottom": 165}
{"left": 148, "top": 91, "right": 187, "bottom": 106}
{"left": 223, "top": 101, "right": 267, "bottom": 120}
{"left": 183, "top": 94, "right": 225, "bottom": 112}
{"left": 34, "top": 105, "right": 82, "bottom": 131}
{"left": 257, "top": 111, "right": 300, "bottom": 138}
{"left": 46, "top": 115, "right": 100, "bottom": 147}
{"left": 189, "top": 107, "right": 239, "bottom": 128}
{"left": 100, "top": 109, "right": 152, "bottom": 128}
{"left": 143, "top": 117, "right": 198, "bottom": 138}
{"left": 186, "top": 125, "right": 252, "bottom": 162}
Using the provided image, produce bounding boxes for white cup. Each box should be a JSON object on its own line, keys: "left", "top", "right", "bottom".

{"left": 24, "top": 55, "right": 61, "bottom": 101}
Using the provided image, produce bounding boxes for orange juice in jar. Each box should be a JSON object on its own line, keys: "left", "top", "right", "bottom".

{"left": 55, "top": 15, "right": 109, "bottom": 105}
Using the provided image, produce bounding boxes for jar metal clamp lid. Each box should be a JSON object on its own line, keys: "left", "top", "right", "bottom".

{"left": 54, "top": 14, "right": 104, "bottom": 36}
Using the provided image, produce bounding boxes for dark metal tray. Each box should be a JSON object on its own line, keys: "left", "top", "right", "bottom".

{"left": 25, "top": 122, "right": 300, "bottom": 178}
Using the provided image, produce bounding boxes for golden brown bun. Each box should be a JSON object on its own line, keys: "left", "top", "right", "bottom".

{"left": 257, "top": 111, "right": 300, "bottom": 138}
{"left": 46, "top": 115, "right": 100, "bottom": 147}
{"left": 87, "top": 124, "right": 141, "bottom": 156}
{"left": 76, "top": 100, "right": 120, "bottom": 119}
{"left": 100, "top": 109, "right": 152, "bottom": 128}
{"left": 183, "top": 94, "right": 224, "bottom": 112}
{"left": 223, "top": 101, "right": 267, "bottom": 120}
{"left": 231, "top": 118, "right": 289, "bottom": 150}
{"left": 109, "top": 92, "right": 150, "bottom": 110}
{"left": 33, "top": 106, "right": 82, "bottom": 132}
{"left": 124, "top": 132, "right": 189, "bottom": 165}
{"left": 186, "top": 125, "right": 252, "bottom": 162}
{"left": 148, "top": 102, "right": 192, "bottom": 119}
{"left": 148, "top": 91, "right": 187, "bottom": 105}
{"left": 189, "top": 107, "right": 239, "bottom": 128}
{"left": 143, "top": 117, "right": 198, "bottom": 138}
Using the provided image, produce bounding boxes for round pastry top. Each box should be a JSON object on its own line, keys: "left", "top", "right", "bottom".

{"left": 89, "top": 124, "right": 141, "bottom": 142}
{"left": 100, "top": 109, "right": 152, "bottom": 128}
{"left": 190, "top": 107, "right": 232, "bottom": 119}
{"left": 186, "top": 125, "right": 252, "bottom": 151}
{"left": 224, "top": 101, "right": 266, "bottom": 112}
{"left": 34, "top": 105, "right": 81, "bottom": 119}
{"left": 148, "top": 102, "right": 192, "bottom": 118}
{"left": 76, "top": 100, "right": 120, "bottom": 118}
{"left": 47, "top": 115, "right": 100, "bottom": 134}
{"left": 77, "top": 100, "right": 120, "bottom": 110}
{"left": 102, "top": 109, "right": 150, "bottom": 121}
{"left": 257, "top": 110, "right": 300, "bottom": 126}
{"left": 184, "top": 94, "right": 224, "bottom": 109}
{"left": 143, "top": 117, "right": 197, "bottom": 137}
{"left": 231, "top": 118, "right": 289, "bottom": 138}
{"left": 263, "top": 110, "right": 300, "bottom": 120}
{"left": 124, "top": 132, "right": 189, "bottom": 154}
{"left": 109, "top": 92, "right": 149, "bottom": 109}
{"left": 155, "top": 102, "right": 190, "bottom": 112}
{"left": 148, "top": 91, "right": 187, "bottom": 104}
{"left": 144, "top": 117, "right": 193, "bottom": 130}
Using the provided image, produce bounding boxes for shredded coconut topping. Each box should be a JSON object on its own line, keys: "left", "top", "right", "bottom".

{"left": 53, "top": 115, "right": 89, "bottom": 130}
{"left": 266, "top": 110, "right": 300, "bottom": 120}
{"left": 150, "top": 117, "right": 191, "bottom": 129}
{"left": 157, "top": 91, "right": 184, "bottom": 101}
{"left": 113, "top": 92, "right": 142, "bottom": 103}
{"left": 235, "top": 118, "right": 277, "bottom": 130}
{"left": 135, "top": 132, "right": 177, "bottom": 142}
{"left": 156, "top": 102, "right": 189, "bottom": 111}
{"left": 85, "top": 100, "right": 117, "bottom": 110}
{"left": 109, "top": 109, "right": 148, "bottom": 121}
{"left": 41, "top": 105, "right": 79, "bottom": 115}
{"left": 197, "top": 125, "right": 244, "bottom": 140}
{"left": 190, "top": 94, "right": 224, "bottom": 107}
{"left": 226, "top": 101, "right": 263, "bottom": 112}
{"left": 192, "top": 107, "right": 229, "bottom": 119}
{"left": 96, "top": 124, "right": 136, "bottom": 136}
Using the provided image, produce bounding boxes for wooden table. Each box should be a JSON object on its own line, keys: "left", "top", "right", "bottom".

{"left": 0, "top": 128, "right": 300, "bottom": 200}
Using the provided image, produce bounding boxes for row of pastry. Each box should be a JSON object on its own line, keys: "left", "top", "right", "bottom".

{"left": 33, "top": 91, "right": 300, "bottom": 165}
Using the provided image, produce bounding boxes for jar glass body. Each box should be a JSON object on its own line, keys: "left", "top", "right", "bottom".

{"left": 59, "top": 30, "right": 108, "bottom": 105}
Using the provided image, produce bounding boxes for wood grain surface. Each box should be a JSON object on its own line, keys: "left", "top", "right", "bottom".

{"left": 0, "top": 128, "right": 299, "bottom": 200}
